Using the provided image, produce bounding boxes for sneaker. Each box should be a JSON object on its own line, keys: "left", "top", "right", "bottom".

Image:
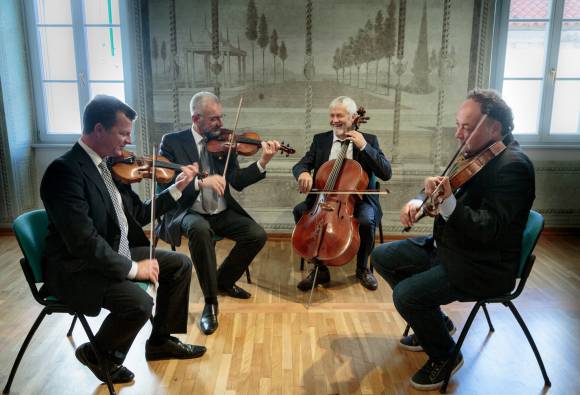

{"left": 400, "top": 316, "right": 456, "bottom": 352}
{"left": 410, "top": 352, "right": 464, "bottom": 391}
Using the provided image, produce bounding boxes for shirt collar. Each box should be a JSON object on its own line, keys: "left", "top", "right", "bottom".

{"left": 78, "top": 138, "right": 104, "bottom": 168}
{"left": 191, "top": 125, "right": 204, "bottom": 145}
{"left": 332, "top": 132, "right": 347, "bottom": 144}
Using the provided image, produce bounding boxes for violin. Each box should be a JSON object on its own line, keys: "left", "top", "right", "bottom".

{"left": 206, "top": 128, "right": 295, "bottom": 157}
{"left": 403, "top": 116, "right": 507, "bottom": 232}
{"left": 291, "top": 107, "right": 370, "bottom": 269}
{"left": 108, "top": 150, "right": 184, "bottom": 184}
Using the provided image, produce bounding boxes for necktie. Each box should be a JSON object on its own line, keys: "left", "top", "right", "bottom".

{"left": 98, "top": 161, "right": 132, "bottom": 260}
{"left": 199, "top": 138, "right": 219, "bottom": 213}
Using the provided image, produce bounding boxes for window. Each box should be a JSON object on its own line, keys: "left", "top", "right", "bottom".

{"left": 26, "top": 0, "right": 131, "bottom": 141}
{"left": 491, "top": 0, "right": 580, "bottom": 146}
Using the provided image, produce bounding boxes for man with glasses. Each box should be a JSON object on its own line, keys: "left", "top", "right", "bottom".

{"left": 157, "top": 91, "right": 281, "bottom": 335}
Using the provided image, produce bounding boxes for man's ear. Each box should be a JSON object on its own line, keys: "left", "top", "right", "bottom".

{"left": 93, "top": 122, "right": 105, "bottom": 135}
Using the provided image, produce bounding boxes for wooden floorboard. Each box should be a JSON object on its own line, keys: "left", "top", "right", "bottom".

{"left": 0, "top": 234, "right": 578, "bottom": 394}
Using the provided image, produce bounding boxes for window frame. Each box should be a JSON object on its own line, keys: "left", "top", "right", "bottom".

{"left": 25, "top": 0, "right": 134, "bottom": 143}
{"left": 491, "top": 0, "right": 580, "bottom": 147}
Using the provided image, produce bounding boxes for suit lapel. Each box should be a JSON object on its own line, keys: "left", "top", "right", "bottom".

{"left": 180, "top": 129, "right": 200, "bottom": 164}
{"left": 71, "top": 143, "right": 119, "bottom": 227}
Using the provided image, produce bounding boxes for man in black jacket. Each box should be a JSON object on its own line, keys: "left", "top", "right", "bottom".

{"left": 292, "top": 96, "right": 392, "bottom": 291}
{"left": 156, "top": 91, "right": 281, "bottom": 335}
{"left": 370, "top": 89, "right": 535, "bottom": 390}
{"left": 41, "top": 95, "right": 204, "bottom": 384}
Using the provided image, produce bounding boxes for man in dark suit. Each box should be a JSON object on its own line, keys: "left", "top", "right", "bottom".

{"left": 157, "top": 91, "right": 281, "bottom": 335}
{"left": 370, "top": 89, "right": 535, "bottom": 390}
{"left": 40, "top": 95, "right": 205, "bottom": 384}
{"left": 292, "top": 96, "right": 392, "bottom": 291}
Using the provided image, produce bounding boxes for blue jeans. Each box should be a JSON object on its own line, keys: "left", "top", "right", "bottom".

{"left": 371, "top": 238, "right": 469, "bottom": 360}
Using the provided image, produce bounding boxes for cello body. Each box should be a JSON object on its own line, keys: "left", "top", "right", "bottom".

{"left": 291, "top": 157, "right": 369, "bottom": 266}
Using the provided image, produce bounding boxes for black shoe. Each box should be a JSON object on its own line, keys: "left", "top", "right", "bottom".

{"left": 200, "top": 303, "right": 219, "bottom": 335}
{"left": 297, "top": 265, "right": 331, "bottom": 292}
{"left": 145, "top": 336, "right": 207, "bottom": 361}
{"left": 410, "top": 352, "right": 464, "bottom": 391}
{"left": 400, "top": 316, "right": 456, "bottom": 352}
{"left": 218, "top": 284, "right": 252, "bottom": 299}
{"left": 356, "top": 268, "right": 378, "bottom": 291}
{"left": 75, "top": 342, "right": 135, "bottom": 383}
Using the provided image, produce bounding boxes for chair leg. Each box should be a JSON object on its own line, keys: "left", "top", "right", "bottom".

{"left": 481, "top": 303, "right": 495, "bottom": 332}
{"left": 300, "top": 257, "right": 305, "bottom": 271}
{"left": 67, "top": 314, "right": 78, "bottom": 337}
{"left": 3, "top": 309, "right": 48, "bottom": 394}
{"left": 171, "top": 244, "right": 176, "bottom": 252}
{"left": 403, "top": 323, "right": 411, "bottom": 337}
{"left": 506, "top": 301, "right": 551, "bottom": 387}
{"left": 245, "top": 268, "right": 252, "bottom": 284}
{"left": 440, "top": 302, "right": 483, "bottom": 394}
{"left": 76, "top": 315, "right": 116, "bottom": 395}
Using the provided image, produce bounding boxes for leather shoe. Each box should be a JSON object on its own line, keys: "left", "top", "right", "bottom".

{"left": 75, "top": 342, "right": 134, "bottom": 383}
{"left": 297, "top": 265, "right": 330, "bottom": 292}
{"left": 356, "top": 268, "right": 378, "bottom": 291}
{"left": 145, "top": 336, "right": 206, "bottom": 361}
{"left": 200, "top": 303, "right": 219, "bottom": 335}
{"left": 218, "top": 284, "right": 251, "bottom": 299}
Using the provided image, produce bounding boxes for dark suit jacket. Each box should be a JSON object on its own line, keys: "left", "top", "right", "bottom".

{"left": 292, "top": 130, "right": 392, "bottom": 220}
{"left": 156, "top": 128, "right": 265, "bottom": 246}
{"left": 429, "top": 140, "right": 535, "bottom": 297}
{"left": 40, "top": 143, "right": 177, "bottom": 316}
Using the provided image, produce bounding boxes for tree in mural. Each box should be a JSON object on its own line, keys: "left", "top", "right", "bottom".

{"left": 448, "top": 45, "right": 457, "bottom": 78}
{"left": 152, "top": 37, "right": 159, "bottom": 75}
{"left": 257, "top": 13, "right": 269, "bottom": 84}
{"left": 279, "top": 40, "right": 288, "bottom": 81}
{"left": 354, "top": 29, "right": 365, "bottom": 88}
{"left": 332, "top": 47, "right": 341, "bottom": 83}
{"left": 406, "top": 0, "right": 434, "bottom": 94}
{"left": 245, "top": 0, "right": 258, "bottom": 83}
{"left": 363, "top": 19, "right": 374, "bottom": 89}
{"left": 430, "top": 48, "right": 439, "bottom": 73}
{"left": 160, "top": 40, "right": 167, "bottom": 73}
{"left": 374, "top": 10, "right": 384, "bottom": 90}
{"left": 340, "top": 42, "right": 348, "bottom": 84}
{"left": 269, "top": 29, "right": 279, "bottom": 82}
{"left": 383, "top": 0, "right": 397, "bottom": 95}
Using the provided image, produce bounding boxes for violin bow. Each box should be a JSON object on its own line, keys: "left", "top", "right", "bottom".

{"left": 147, "top": 143, "right": 159, "bottom": 314}
{"left": 222, "top": 96, "right": 244, "bottom": 180}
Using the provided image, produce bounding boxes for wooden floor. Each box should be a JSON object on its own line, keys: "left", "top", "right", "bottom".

{"left": 0, "top": 233, "right": 579, "bottom": 395}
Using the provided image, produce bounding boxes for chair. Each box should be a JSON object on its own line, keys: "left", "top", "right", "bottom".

{"left": 299, "top": 177, "right": 385, "bottom": 271}
{"left": 401, "top": 210, "right": 551, "bottom": 393}
{"left": 3, "top": 210, "right": 118, "bottom": 395}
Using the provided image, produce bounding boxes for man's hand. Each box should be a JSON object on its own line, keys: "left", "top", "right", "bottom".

{"left": 400, "top": 200, "right": 422, "bottom": 228}
{"left": 297, "top": 172, "right": 313, "bottom": 194}
{"left": 424, "top": 176, "right": 452, "bottom": 203}
{"left": 135, "top": 259, "right": 159, "bottom": 283}
{"left": 258, "top": 140, "right": 282, "bottom": 168}
{"left": 199, "top": 174, "right": 226, "bottom": 196}
{"left": 344, "top": 130, "right": 366, "bottom": 150}
{"left": 175, "top": 163, "right": 199, "bottom": 191}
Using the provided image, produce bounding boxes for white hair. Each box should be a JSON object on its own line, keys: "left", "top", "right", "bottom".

{"left": 329, "top": 96, "right": 357, "bottom": 116}
{"left": 189, "top": 91, "right": 219, "bottom": 116}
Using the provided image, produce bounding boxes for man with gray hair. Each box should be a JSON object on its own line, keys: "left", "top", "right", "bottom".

{"left": 157, "top": 91, "right": 281, "bottom": 335}
{"left": 292, "top": 96, "right": 392, "bottom": 291}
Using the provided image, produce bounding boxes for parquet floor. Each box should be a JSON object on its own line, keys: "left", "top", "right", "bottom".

{"left": 0, "top": 233, "right": 578, "bottom": 394}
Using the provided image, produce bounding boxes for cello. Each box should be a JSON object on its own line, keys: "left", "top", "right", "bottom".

{"left": 291, "top": 108, "right": 371, "bottom": 272}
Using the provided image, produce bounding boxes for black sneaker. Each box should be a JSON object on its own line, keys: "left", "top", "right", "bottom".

{"left": 400, "top": 316, "right": 456, "bottom": 352}
{"left": 410, "top": 352, "right": 464, "bottom": 391}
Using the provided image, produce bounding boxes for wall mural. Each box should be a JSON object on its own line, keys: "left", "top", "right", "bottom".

{"left": 143, "top": 0, "right": 482, "bottom": 232}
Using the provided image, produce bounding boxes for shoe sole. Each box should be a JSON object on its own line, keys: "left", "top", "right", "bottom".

{"left": 399, "top": 326, "right": 457, "bottom": 352}
{"left": 409, "top": 357, "right": 464, "bottom": 391}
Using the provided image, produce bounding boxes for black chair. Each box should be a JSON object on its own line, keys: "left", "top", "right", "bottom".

{"left": 402, "top": 210, "right": 551, "bottom": 393}
{"left": 299, "top": 178, "right": 385, "bottom": 271}
{"left": 3, "top": 210, "right": 117, "bottom": 395}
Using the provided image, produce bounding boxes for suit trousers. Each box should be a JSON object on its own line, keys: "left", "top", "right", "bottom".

{"left": 94, "top": 247, "right": 192, "bottom": 363}
{"left": 292, "top": 200, "right": 376, "bottom": 271}
{"left": 370, "top": 238, "right": 470, "bottom": 360}
{"left": 180, "top": 208, "right": 267, "bottom": 301}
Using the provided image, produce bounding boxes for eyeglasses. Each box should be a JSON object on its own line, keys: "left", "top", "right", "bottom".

{"left": 199, "top": 114, "right": 226, "bottom": 122}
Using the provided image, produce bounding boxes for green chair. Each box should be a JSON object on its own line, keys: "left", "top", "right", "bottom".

{"left": 3, "top": 210, "right": 118, "bottom": 395}
{"left": 402, "top": 210, "right": 551, "bottom": 393}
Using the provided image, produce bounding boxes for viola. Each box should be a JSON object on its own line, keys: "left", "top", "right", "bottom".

{"left": 206, "top": 128, "right": 296, "bottom": 157}
{"left": 291, "top": 107, "right": 370, "bottom": 267}
{"left": 108, "top": 150, "right": 184, "bottom": 184}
